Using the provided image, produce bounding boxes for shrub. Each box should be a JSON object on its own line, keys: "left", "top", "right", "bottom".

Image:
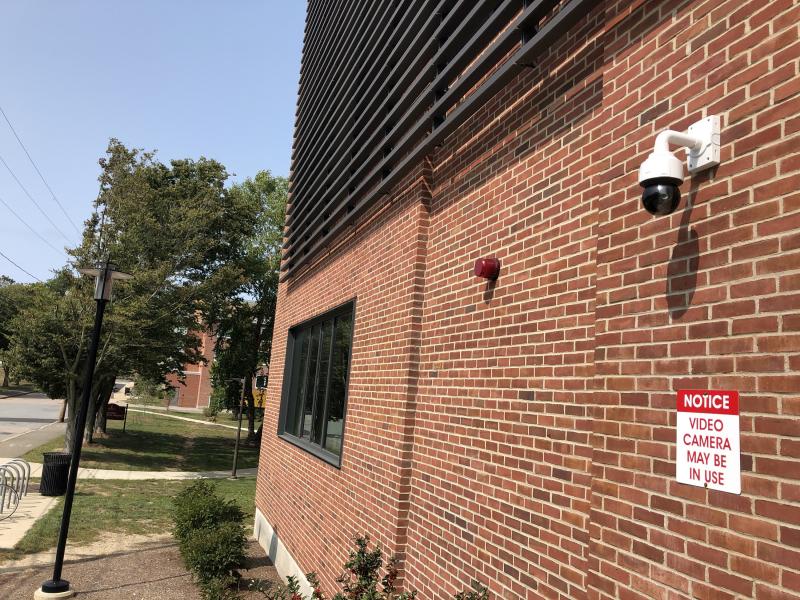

{"left": 454, "top": 582, "right": 489, "bottom": 600}
{"left": 256, "top": 535, "right": 489, "bottom": 600}
{"left": 200, "top": 575, "right": 241, "bottom": 600}
{"left": 172, "top": 480, "right": 247, "bottom": 600}
{"left": 181, "top": 521, "right": 247, "bottom": 584}
{"left": 173, "top": 480, "right": 245, "bottom": 543}
{"left": 132, "top": 375, "right": 166, "bottom": 406}
{"left": 331, "top": 535, "right": 415, "bottom": 600}
{"left": 251, "top": 573, "right": 323, "bottom": 600}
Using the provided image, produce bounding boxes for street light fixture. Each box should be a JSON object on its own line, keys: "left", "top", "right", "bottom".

{"left": 36, "top": 261, "right": 132, "bottom": 600}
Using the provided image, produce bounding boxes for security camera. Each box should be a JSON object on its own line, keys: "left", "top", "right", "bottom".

{"left": 638, "top": 116, "right": 720, "bottom": 216}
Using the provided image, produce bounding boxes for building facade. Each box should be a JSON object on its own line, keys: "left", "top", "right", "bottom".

{"left": 255, "top": 1, "right": 800, "bottom": 598}
{"left": 166, "top": 327, "right": 215, "bottom": 409}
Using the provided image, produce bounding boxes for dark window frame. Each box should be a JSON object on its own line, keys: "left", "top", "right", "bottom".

{"left": 277, "top": 299, "right": 356, "bottom": 467}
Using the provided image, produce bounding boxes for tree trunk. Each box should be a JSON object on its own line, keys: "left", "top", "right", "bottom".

{"left": 58, "top": 398, "right": 67, "bottom": 423}
{"left": 1, "top": 366, "right": 9, "bottom": 388}
{"left": 86, "top": 376, "right": 114, "bottom": 443}
{"left": 85, "top": 381, "right": 101, "bottom": 444}
{"left": 63, "top": 379, "right": 80, "bottom": 452}
{"left": 63, "top": 382, "right": 79, "bottom": 453}
{"left": 91, "top": 376, "right": 115, "bottom": 437}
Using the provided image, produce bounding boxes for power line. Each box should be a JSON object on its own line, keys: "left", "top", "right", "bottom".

{"left": 0, "top": 104, "right": 81, "bottom": 234}
{"left": 0, "top": 192, "right": 69, "bottom": 258}
{"left": 0, "top": 152, "right": 72, "bottom": 243}
{"left": 0, "top": 248, "right": 42, "bottom": 282}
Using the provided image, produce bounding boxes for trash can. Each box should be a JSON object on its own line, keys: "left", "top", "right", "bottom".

{"left": 40, "top": 452, "right": 71, "bottom": 496}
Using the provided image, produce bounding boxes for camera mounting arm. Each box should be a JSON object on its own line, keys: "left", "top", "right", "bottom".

{"left": 653, "top": 116, "right": 721, "bottom": 174}
{"left": 654, "top": 129, "right": 703, "bottom": 153}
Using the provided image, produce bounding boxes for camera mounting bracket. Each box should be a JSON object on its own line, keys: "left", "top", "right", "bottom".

{"left": 654, "top": 116, "right": 720, "bottom": 175}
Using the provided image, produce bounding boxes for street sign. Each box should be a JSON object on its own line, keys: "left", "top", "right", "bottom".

{"left": 676, "top": 390, "right": 740, "bottom": 494}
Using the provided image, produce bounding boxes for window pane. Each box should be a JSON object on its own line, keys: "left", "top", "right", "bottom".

{"left": 286, "top": 329, "right": 309, "bottom": 436}
{"left": 300, "top": 324, "right": 321, "bottom": 438}
{"left": 311, "top": 320, "right": 333, "bottom": 444}
{"left": 324, "top": 312, "right": 352, "bottom": 455}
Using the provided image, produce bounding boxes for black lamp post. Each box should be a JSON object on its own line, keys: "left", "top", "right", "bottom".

{"left": 231, "top": 377, "right": 246, "bottom": 479}
{"left": 36, "top": 261, "right": 131, "bottom": 600}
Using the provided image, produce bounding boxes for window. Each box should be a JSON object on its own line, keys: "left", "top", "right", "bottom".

{"left": 279, "top": 301, "right": 354, "bottom": 465}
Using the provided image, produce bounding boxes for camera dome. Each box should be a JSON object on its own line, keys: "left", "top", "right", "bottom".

{"left": 641, "top": 178, "right": 682, "bottom": 215}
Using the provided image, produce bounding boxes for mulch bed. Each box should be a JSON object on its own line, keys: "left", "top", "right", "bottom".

{"left": 0, "top": 539, "right": 281, "bottom": 599}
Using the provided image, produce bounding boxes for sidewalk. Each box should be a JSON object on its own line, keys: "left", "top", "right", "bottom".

{"left": 0, "top": 458, "right": 256, "bottom": 481}
{"left": 0, "top": 492, "right": 58, "bottom": 549}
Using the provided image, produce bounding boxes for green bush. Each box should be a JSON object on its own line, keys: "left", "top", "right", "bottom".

{"left": 173, "top": 480, "right": 245, "bottom": 543}
{"left": 454, "top": 582, "right": 489, "bottom": 600}
{"left": 332, "top": 535, "right": 415, "bottom": 600}
{"left": 254, "top": 535, "right": 489, "bottom": 600}
{"left": 181, "top": 522, "right": 247, "bottom": 584}
{"left": 172, "top": 480, "right": 247, "bottom": 600}
{"left": 199, "top": 574, "right": 241, "bottom": 600}
{"left": 133, "top": 375, "right": 167, "bottom": 406}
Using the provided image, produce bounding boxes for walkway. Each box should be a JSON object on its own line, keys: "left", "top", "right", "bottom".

{"left": 126, "top": 406, "right": 240, "bottom": 430}
{"left": 0, "top": 458, "right": 256, "bottom": 481}
{"left": 0, "top": 493, "right": 58, "bottom": 549}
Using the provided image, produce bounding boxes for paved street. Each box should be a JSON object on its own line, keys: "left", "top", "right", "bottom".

{"left": 0, "top": 392, "right": 64, "bottom": 457}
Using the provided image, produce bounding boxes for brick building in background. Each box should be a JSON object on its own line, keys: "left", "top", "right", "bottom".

{"left": 166, "top": 327, "right": 215, "bottom": 409}
{"left": 254, "top": 2, "right": 800, "bottom": 599}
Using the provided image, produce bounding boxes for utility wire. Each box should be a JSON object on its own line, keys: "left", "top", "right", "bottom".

{"left": 0, "top": 153, "right": 72, "bottom": 243}
{"left": 0, "top": 248, "right": 42, "bottom": 282}
{"left": 0, "top": 104, "right": 81, "bottom": 234}
{"left": 0, "top": 192, "right": 69, "bottom": 258}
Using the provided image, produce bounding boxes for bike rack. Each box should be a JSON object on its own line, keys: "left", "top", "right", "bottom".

{"left": 0, "top": 458, "right": 30, "bottom": 520}
{"left": 9, "top": 458, "right": 30, "bottom": 495}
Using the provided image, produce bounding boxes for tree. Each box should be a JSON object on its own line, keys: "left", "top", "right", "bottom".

{"left": 0, "top": 278, "right": 30, "bottom": 388}
{"left": 8, "top": 139, "right": 257, "bottom": 449}
{"left": 206, "top": 171, "right": 287, "bottom": 442}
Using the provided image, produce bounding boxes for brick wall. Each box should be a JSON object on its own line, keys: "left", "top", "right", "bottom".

{"left": 167, "top": 328, "right": 215, "bottom": 408}
{"left": 256, "top": 1, "right": 800, "bottom": 598}
{"left": 257, "top": 165, "right": 432, "bottom": 591}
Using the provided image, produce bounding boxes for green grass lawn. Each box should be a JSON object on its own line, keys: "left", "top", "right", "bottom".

{"left": 130, "top": 405, "right": 264, "bottom": 427}
{"left": 22, "top": 411, "right": 261, "bottom": 472}
{"left": 0, "top": 478, "right": 256, "bottom": 562}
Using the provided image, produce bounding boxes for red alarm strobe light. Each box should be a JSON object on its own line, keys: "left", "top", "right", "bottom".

{"left": 474, "top": 257, "right": 500, "bottom": 280}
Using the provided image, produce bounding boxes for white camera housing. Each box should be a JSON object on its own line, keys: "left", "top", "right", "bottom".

{"left": 638, "top": 115, "right": 721, "bottom": 215}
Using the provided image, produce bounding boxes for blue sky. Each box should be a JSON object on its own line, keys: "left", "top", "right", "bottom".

{"left": 0, "top": 1, "right": 305, "bottom": 282}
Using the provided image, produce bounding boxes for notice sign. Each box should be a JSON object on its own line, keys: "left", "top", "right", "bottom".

{"left": 676, "top": 390, "right": 740, "bottom": 494}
